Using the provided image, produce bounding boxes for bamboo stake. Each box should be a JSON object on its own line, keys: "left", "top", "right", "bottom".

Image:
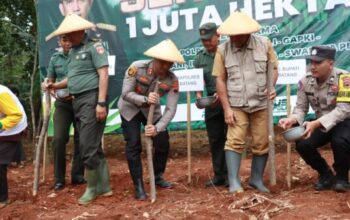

{"left": 42, "top": 132, "right": 48, "bottom": 182}
{"left": 267, "top": 62, "right": 276, "bottom": 186}
{"left": 145, "top": 81, "right": 159, "bottom": 203}
{"left": 33, "top": 90, "right": 51, "bottom": 196}
{"left": 286, "top": 84, "right": 292, "bottom": 189}
{"left": 187, "top": 91, "right": 192, "bottom": 184}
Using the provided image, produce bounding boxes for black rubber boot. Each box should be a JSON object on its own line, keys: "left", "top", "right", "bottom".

{"left": 127, "top": 159, "right": 147, "bottom": 200}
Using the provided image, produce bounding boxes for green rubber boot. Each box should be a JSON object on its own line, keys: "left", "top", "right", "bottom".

{"left": 78, "top": 168, "right": 98, "bottom": 205}
{"left": 249, "top": 154, "right": 270, "bottom": 193}
{"left": 225, "top": 150, "right": 244, "bottom": 193}
{"left": 97, "top": 158, "right": 113, "bottom": 197}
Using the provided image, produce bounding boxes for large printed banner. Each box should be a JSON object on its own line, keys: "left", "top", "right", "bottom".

{"left": 36, "top": 0, "right": 350, "bottom": 134}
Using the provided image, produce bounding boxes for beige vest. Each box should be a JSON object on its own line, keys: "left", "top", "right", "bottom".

{"left": 218, "top": 35, "right": 269, "bottom": 112}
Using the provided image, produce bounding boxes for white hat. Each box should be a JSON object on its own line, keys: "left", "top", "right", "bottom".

{"left": 144, "top": 39, "right": 185, "bottom": 64}
{"left": 45, "top": 14, "right": 95, "bottom": 41}
{"left": 217, "top": 11, "right": 261, "bottom": 36}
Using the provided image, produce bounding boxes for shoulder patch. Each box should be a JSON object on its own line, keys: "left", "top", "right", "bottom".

{"left": 297, "top": 80, "right": 303, "bottom": 91}
{"left": 128, "top": 66, "right": 137, "bottom": 77}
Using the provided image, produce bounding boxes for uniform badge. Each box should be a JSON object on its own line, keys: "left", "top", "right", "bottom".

{"left": 172, "top": 80, "right": 179, "bottom": 93}
{"left": 147, "top": 68, "right": 153, "bottom": 75}
{"left": 200, "top": 30, "right": 206, "bottom": 35}
{"left": 330, "top": 85, "right": 338, "bottom": 92}
{"left": 297, "top": 80, "right": 303, "bottom": 91}
{"left": 311, "top": 49, "right": 317, "bottom": 55}
{"left": 96, "top": 46, "right": 105, "bottom": 55}
{"left": 128, "top": 66, "right": 137, "bottom": 77}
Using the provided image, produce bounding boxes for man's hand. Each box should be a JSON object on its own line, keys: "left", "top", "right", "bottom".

{"left": 224, "top": 107, "right": 236, "bottom": 127}
{"left": 302, "top": 120, "right": 321, "bottom": 139}
{"left": 147, "top": 92, "right": 159, "bottom": 105}
{"left": 145, "top": 124, "right": 157, "bottom": 137}
{"left": 96, "top": 105, "right": 107, "bottom": 122}
{"left": 264, "top": 88, "right": 277, "bottom": 101}
{"left": 279, "top": 118, "right": 297, "bottom": 130}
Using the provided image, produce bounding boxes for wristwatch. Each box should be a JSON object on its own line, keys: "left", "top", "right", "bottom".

{"left": 97, "top": 101, "right": 107, "bottom": 107}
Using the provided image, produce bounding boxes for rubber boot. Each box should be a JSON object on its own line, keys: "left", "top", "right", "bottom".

{"left": 127, "top": 159, "right": 147, "bottom": 200}
{"left": 155, "top": 173, "right": 172, "bottom": 189}
{"left": 96, "top": 158, "right": 113, "bottom": 197}
{"left": 225, "top": 151, "right": 244, "bottom": 193}
{"left": 78, "top": 168, "right": 98, "bottom": 205}
{"left": 249, "top": 154, "right": 270, "bottom": 193}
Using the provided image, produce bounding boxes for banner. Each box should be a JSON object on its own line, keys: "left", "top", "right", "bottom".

{"left": 36, "top": 0, "right": 350, "bottom": 135}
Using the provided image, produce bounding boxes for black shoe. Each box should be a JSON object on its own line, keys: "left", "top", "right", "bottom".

{"left": 72, "top": 178, "right": 87, "bottom": 185}
{"left": 155, "top": 176, "right": 172, "bottom": 189}
{"left": 54, "top": 183, "right": 65, "bottom": 191}
{"left": 205, "top": 177, "right": 226, "bottom": 187}
{"left": 334, "top": 180, "right": 350, "bottom": 192}
{"left": 314, "top": 173, "right": 335, "bottom": 191}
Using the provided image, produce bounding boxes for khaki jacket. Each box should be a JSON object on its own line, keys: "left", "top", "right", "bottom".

{"left": 292, "top": 67, "right": 350, "bottom": 132}
{"left": 216, "top": 35, "right": 277, "bottom": 113}
{"left": 117, "top": 60, "right": 179, "bottom": 132}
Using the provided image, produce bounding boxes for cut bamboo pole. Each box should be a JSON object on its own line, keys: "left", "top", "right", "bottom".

{"left": 286, "top": 84, "right": 292, "bottom": 189}
{"left": 267, "top": 62, "right": 276, "bottom": 186}
{"left": 145, "top": 81, "right": 159, "bottom": 203}
{"left": 187, "top": 91, "right": 192, "bottom": 184}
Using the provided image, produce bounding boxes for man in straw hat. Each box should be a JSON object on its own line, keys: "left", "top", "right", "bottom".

{"left": 279, "top": 46, "right": 350, "bottom": 192}
{"left": 213, "top": 11, "right": 278, "bottom": 193}
{"left": 194, "top": 22, "right": 228, "bottom": 188}
{"left": 46, "top": 14, "right": 112, "bottom": 205}
{"left": 118, "top": 39, "right": 184, "bottom": 200}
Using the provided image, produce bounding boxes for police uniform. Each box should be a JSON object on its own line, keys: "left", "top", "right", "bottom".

{"left": 0, "top": 85, "right": 27, "bottom": 206}
{"left": 67, "top": 34, "right": 108, "bottom": 170}
{"left": 47, "top": 51, "right": 84, "bottom": 187}
{"left": 292, "top": 67, "right": 350, "bottom": 188}
{"left": 213, "top": 34, "right": 278, "bottom": 155}
{"left": 194, "top": 24, "right": 227, "bottom": 186}
{"left": 118, "top": 60, "right": 179, "bottom": 196}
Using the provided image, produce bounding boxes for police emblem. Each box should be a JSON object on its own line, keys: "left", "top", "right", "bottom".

{"left": 128, "top": 66, "right": 137, "bottom": 77}
{"left": 311, "top": 49, "right": 317, "bottom": 55}
{"left": 200, "top": 30, "right": 206, "bottom": 35}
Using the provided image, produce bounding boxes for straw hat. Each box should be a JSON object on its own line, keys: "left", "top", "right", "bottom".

{"left": 144, "top": 39, "right": 185, "bottom": 64}
{"left": 217, "top": 11, "right": 261, "bottom": 36}
{"left": 45, "top": 14, "right": 95, "bottom": 41}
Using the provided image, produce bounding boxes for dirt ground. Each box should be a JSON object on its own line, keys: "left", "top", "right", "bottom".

{"left": 1, "top": 129, "right": 350, "bottom": 220}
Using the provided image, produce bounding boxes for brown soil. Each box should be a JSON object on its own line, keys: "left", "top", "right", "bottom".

{"left": 1, "top": 129, "right": 350, "bottom": 220}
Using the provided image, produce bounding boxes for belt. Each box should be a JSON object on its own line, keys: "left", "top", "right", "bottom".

{"left": 72, "top": 89, "right": 98, "bottom": 99}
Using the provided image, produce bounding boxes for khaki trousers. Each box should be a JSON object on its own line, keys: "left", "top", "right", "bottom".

{"left": 225, "top": 108, "right": 268, "bottom": 155}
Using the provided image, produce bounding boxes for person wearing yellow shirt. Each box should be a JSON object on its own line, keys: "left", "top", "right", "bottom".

{"left": 0, "top": 85, "right": 27, "bottom": 208}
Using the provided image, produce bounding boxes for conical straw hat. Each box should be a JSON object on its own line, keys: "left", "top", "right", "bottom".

{"left": 217, "top": 11, "right": 261, "bottom": 36}
{"left": 144, "top": 39, "right": 185, "bottom": 64}
{"left": 46, "top": 14, "right": 95, "bottom": 41}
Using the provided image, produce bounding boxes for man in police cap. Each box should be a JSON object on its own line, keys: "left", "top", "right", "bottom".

{"left": 46, "top": 14, "right": 112, "bottom": 204}
{"left": 118, "top": 39, "right": 184, "bottom": 200}
{"left": 194, "top": 22, "right": 228, "bottom": 187}
{"left": 213, "top": 11, "right": 278, "bottom": 193}
{"left": 279, "top": 45, "right": 350, "bottom": 192}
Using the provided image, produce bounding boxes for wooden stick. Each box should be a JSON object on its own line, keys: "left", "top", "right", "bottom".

{"left": 145, "top": 81, "right": 159, "bottom": 203}
{"left": 267, "top": 62, "right": 276, "bottom": 186}
{"left": 286, "top": 84, "right": 292, "bottom": 189}
{"left": 186, "top": 91, "right": 192, "bottom": 184}
{"left": 33, "top": 90, "right": 51, "bottom": 196}
{"left": 42, "top": 132, "right": 48, "bottom": 182}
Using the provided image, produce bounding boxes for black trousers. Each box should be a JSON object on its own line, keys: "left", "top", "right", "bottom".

{"left": 205, "top": 106, "right": 227, "bottom": 179}
{"left": 296, "top": 119, "right": 350, "bottom": 180}
{"left": 73, "top": 90, "right": 106, "bottom": 170}
{"left": 121, "top": 112, "right": 170, "bottom": 181}
{"left": 0, "top": 141, "right": 19, "bottom": 203}
{"left": 53, "top": 100, "right": 84, "bottom": 184}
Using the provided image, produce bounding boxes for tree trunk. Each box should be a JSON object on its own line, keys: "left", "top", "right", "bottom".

{"left": 29, "top": 36, "right": 38, "bottom": 141}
